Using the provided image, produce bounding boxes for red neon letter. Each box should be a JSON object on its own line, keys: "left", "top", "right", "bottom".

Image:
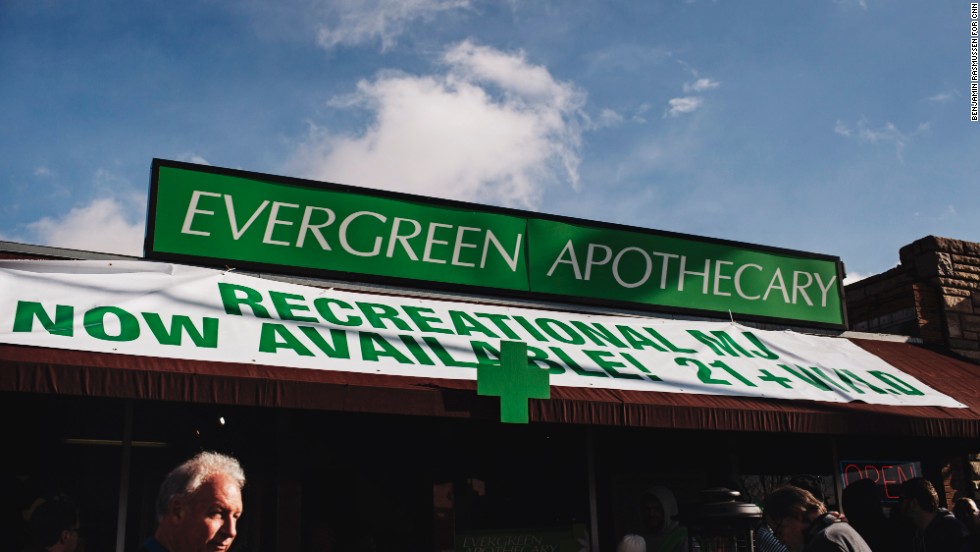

{"left": 843, "top": 464, "right": 863, "bottom": 487}
{"left": 865, "top": 465, "right": 881, "bottom": 484}
{"left": 881, "top": 465, "right": 900, "bottom": 499}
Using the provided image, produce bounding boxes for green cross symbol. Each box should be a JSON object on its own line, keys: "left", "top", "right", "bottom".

{"left": 477, "top": 341, "right": 550, "bottom": 424}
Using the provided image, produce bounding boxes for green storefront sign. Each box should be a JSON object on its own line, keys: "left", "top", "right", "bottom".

{"left": 146, "top": 159, "right": 846, "bottom": 327}
{"left": 527, "top": 219, "right": 842, "bottom": 324}
{"left": 455, "top": 525, "right": 589, "bottom": 552}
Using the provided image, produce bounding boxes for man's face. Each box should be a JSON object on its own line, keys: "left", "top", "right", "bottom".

{"left": 170, "top": 473, "right": 243, "bottom": 552}
{"left": 898, "top": 496, "right": 917, "bottom": 520}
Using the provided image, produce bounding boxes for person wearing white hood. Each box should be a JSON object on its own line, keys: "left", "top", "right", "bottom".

{"left": 636, "top": 485, "right": 688, "bottom": 552}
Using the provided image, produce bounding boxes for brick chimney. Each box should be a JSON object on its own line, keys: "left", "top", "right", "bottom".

{"left": 845, "top": 235, "right": 980, "bottom": 364}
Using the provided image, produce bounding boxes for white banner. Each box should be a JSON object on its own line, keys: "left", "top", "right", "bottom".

{"left": 0, "top": 259, "right": 964, "bottom": 408}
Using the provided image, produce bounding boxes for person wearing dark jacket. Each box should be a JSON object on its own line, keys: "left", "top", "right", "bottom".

{"left": 763, "top": 485, "right": 871, "bottom": 552}
{"left": 953, "top": 498, "right": 980, "bottom": 552}
{"left": 22, "top": 494, "right": 81, "bottom": 552}
{"left": 899, "top": 477, "right": 970, "bottom": 552}
{"left": 841, "top": 477, "right": 902, "bottom": 551}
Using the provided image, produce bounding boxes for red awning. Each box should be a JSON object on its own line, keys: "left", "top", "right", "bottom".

{"left": 3, "top": 337, "right": 979, "bottom": 438}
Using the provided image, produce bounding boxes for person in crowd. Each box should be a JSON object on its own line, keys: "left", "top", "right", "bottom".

{"left": 953, "top": 498, "right": 980, "bottom": 552}
{"left": 899, "top": 477, "right": 970, "bottom": 552}
{"left": 756, "top": 520, "right": 790, "bottom": 552}
{"left": 22, "top": 494, "right": 81, "bottom": 552}
{"left": 763, "top": 485, "right": 871, "bottom": 552}
{"left": 840, "top": 477, "right": 900, "bottom": 551}
{"left": 756, "top": 474, "right": 827, "bottom": 552}
{"left": 633, "top": 485, "right": 688, "bottom": 552}
{"left": 953, "top": 497, "right": 980, "bottom": 529}
{"left": 140, "top": 451, "right": 245, "bottom": 552}
{"left": 787, "top": 475, "right": 826, "bottom": 505}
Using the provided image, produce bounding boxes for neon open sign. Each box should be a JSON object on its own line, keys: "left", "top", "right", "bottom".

{"left": 839, "top": 460, "right": 921, "bottom": 500}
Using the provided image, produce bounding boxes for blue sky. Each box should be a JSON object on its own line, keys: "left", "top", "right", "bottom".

{"left": 1, "top": 0, "right": 976, "bottom": 282}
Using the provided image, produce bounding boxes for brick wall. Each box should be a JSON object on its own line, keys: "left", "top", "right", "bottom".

{"left": 844, "top": 266, "right": 919, "bottom": 336}
{"left": 846, "top": 235, "right": 980, "bottom": 364}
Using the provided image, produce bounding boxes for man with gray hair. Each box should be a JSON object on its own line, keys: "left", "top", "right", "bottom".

{"left": 140, "top": 451, "right": 245, "bottom": 552}
{"left": 617, "top": 534, "right": 647, "bottom": 552}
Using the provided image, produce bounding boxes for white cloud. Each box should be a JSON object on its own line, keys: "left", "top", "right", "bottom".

{"left": 843, "top": 271, "right": 870, "bottom": 285}
{"left": 289, "top": 40, "right": 586, "bottom": 209}
{"left": 631, "top": 103, "right": 654, "bottom": 123}
{"left": 177, "top": 153, "right": 211, "bottom": 165}
{"left": 833, "top": 0, "right": 869, "bottom": 10}
{"left": 926, "top": 90, "right": 956, "bottom": 103}
{"left": 683, "top": 78, "right": 720, "bottom": 93}
{"left": 663, "top": 71, "right": 717, "bottom": 118}
{"left": 26, "top": 197, "right": 145, "bottom": 256}
{"left": 34, "top": 166, "right": 53, "bottom": 177}
{"left": 583, "top": 45, "right": 674, "bottom": 75}
{"left": 834, "top": 119, "right": 928, "bottom": 160}
{"left": 15, "top": 169, "right": 147, "bottom": 256}
{"left": 665, "top": 96, "right": 703, "bottom": 117}
{"left": 443, "top": 41, "right": 578, "bottom": 105}
{"left": 921, "top": 204, "right": 958, "bottom": 221}
{"left": 596, "top": 108, "right": 624, "bottom": 128}
{"left": 316, "top": 0, "right": 471, "bottom": 51}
